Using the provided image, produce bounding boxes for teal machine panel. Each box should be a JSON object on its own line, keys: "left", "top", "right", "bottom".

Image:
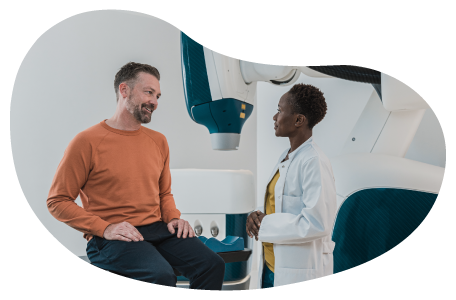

{"left": 181, "top": 32, "right": 253, "bottom": 135}
{"left": 177, "top": 213, "right": 249, "bottom": 282}
{"left": 332, "top": 188, "right": 456, "bottom": 291}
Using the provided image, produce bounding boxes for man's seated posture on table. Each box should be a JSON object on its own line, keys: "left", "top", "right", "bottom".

{"left": 47, "top": 62, "right": 225, "bottom": 290}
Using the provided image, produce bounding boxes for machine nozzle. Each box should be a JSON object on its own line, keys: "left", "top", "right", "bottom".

{"left": 210, "top": 133, "right": 241, "bottom": 150}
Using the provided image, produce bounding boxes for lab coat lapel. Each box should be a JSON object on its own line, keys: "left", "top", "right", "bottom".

{"left": 276, "top": 158, "right": 291, "bottom": 213}
{"left": 261, "top": 150, "right": 288, "bottom": 212}
{"left": 275, "top": 142, "right": 305, "bottom": 213}
{"left": 267, "top": 149, "right": 287, "bottom": 183}
{"left": 275, "top": 168, "right": 284, "bottom": 213}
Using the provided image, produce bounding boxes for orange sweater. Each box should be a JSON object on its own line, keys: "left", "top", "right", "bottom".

{"left": 47, "top": 121, "right": 181, "bottom": 241}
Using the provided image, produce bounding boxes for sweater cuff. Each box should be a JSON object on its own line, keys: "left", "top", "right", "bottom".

{"left": 163, "top": 210, "right": 181, "bottom": 223}
{"left": 91, "top": 218, "right": 112, "bottom": 238}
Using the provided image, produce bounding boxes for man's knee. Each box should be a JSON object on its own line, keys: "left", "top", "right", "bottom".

{"left": 138, "top": 268, "right": 177, "bottom": 291}
{"left": 203, "top": 252, "right": 225, "bottom": 276}
{"left": 144, "top": 266, "right": 176, "bottom": 286}
{"left": 153, "top": 268, "right": 177, "bottom": 286}
{"left": 155, "top": 268, "right": 177, "bottom": 284}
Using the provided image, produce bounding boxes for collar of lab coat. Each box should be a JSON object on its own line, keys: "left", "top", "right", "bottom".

{"left": 281, "top": 136, "right": 314, "bottom": 162}
{"left": 267, "top": 136, "right": 314, "bottom": 183}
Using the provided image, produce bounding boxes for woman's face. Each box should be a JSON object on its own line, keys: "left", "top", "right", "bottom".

{"left": 273, "top": 93, "right": 298, "bottom": 137}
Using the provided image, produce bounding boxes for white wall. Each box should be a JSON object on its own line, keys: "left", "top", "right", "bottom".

{"left": 404, "top": 108, "right": 446, "bottom": 167}
{"left": 11, "top": 10, "right": 257, "bottom": 256}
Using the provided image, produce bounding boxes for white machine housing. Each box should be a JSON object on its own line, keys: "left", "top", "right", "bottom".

{"left": 381, "top": 73, "right": 456, "bottom": 111}
{"left": 202, "top": 54, "right": 333, "bottom": 107}
{"left": 170, "top": 169, "right": 255, "bottom": 240}
{"left": 203, "top": 47, "right": 258, "bottom": 106}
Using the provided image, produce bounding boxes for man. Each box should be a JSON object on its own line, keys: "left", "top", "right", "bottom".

{"left": 47, "top": 62, "right": 225, "bottom": 289}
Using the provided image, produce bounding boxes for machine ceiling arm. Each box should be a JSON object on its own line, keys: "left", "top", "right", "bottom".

{"left": 307, "top": 66, "right": 381, "bottom": 84}
{"left": 308, "top": 65, "right": 382, "bottom": 99}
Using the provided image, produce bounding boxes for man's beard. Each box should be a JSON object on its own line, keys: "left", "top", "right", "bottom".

{"left": 126, "top": 96, "right": 152, "bottom": 124}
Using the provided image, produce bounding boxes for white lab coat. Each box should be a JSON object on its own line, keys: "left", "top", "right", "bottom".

{"left": 257, "top": 137, "right": 337, "bottom": 287}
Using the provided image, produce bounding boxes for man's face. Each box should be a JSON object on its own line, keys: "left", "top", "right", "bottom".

{"left": 125, "top": 72, "right": 161, "bottom": 124}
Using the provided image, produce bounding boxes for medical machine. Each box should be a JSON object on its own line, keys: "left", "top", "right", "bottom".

{"left": 180, "top": 31, "right": 435, "bottom": 152}
{"left": 171, "top": 169, "right": 255, "bottom": 290}
{"left": 179, "top": 32, "right": 445, "bottom": 282}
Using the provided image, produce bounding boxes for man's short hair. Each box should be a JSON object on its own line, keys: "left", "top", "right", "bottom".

{"left": 114, "top": 62, "right": 160, "bottom": 101}
{"left": 287, "top": 84, "right": 327, "bottom": 129}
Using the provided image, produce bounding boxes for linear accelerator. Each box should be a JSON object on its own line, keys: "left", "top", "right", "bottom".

{"left": 171, "top": 32, "right": 444, "bottom": 289}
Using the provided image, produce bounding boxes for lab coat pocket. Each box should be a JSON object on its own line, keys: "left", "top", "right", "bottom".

{"left": 282, "top": 195, "right": 304, "bottom": 214}
{"left": 322, "top": 241, "right": 335, "bottom": 276}
{"left": 274, "top": 267, "right": 317, "bottom": 286}
{"left": 323, "top": 241, "right": 335, "bottom": 254}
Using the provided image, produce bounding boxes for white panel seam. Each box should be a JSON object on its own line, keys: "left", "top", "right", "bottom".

{"left": 370, "top": 111, "right": 391, "bottom": 153}
{"left": 211, "top": 52, "right": 223, "bottom": 100}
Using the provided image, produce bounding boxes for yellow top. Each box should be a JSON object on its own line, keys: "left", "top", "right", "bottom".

{"left": 263, "top": 170, "right": 280, "bottom": 273}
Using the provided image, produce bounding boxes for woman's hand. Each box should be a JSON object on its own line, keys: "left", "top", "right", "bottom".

{"left": 246, "top": 210, "right": 267, "bottom": 241}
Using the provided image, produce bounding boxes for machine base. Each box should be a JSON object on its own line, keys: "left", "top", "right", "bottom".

{"left": 177, "top": 274, "right": 251, "bottom": 290}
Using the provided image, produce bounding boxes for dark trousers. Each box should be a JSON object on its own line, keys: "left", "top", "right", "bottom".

{"left": 262, "top": 263, "right": 274, "bottom": 288}
{"left": 86, "top": 221, "right": 225, "bottom": 290}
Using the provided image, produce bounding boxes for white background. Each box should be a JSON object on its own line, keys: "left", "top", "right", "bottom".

{"left": 0, "top": 12, "right": 456, "bottom": 290}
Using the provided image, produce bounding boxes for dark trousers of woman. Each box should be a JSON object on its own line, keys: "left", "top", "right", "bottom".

{"left": 262, "top": 263, "right": 275, "bottom": 288}
{"left": 86, "top": 221, "right": 225, "bottom": 290}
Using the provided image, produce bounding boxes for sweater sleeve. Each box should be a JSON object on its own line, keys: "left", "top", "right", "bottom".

{"left": 158, "top": 139, "right": 181, "bottom": 223}
{"left": 46, "top": 133, "right": 111, "bottom": 238}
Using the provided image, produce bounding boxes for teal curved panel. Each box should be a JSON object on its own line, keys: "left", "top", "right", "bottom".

{"left": 191, "top": 102, "right": 218, "bottom": 133}
{"left": 197, "top": 236, "right": 244, "bottom": 253}
{"left": 333, "top": 188, "right": 456, "bottom": 291}
{"left": 332, "top": 188, "right": 437, "bottom": 273}
{"left": 209, "top": 99, "right": 253, "bottom": 134}
{"left": 180, "top": 32, "right": 212, "bottom": 120}
{"left": 224, "top": 214, "right": 249, "bottom": 282}
{"left": 177, "top": 213, "right": 249, "bottom": 282}
{"left": 192, "top": 98, "right": 253, "bottom": 134}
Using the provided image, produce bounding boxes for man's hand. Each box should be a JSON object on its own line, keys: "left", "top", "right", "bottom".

{"left": 246, "top": 210, "right": 267, "bottom": 241}
{"left": 167, "top": 218, "right": 195, "bottom": 238}
{"left": 103, "top": 221, "right": 144, "bottom": 242}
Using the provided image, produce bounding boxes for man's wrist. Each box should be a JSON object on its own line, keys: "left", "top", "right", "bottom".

{"left": 102, "top": 223, "right": 112, "bottom": 238}
{"left": 92, "top": 218, "right": 112, "bottom": 239}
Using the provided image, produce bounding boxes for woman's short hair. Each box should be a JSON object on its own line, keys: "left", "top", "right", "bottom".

{"left": 114, "top": 62, "right": 160, "bottom": 101}
{"left": 287, "top": 84, "right": 327, "bottom": 129}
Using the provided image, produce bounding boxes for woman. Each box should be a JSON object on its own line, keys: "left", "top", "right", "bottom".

{"left": 246, "top": 83, "right": 337, "bottom": 288}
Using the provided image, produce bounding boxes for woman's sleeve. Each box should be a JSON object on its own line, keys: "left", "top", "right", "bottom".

{"left": 258, "top": 157, "right": 335, "bottom": 244}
